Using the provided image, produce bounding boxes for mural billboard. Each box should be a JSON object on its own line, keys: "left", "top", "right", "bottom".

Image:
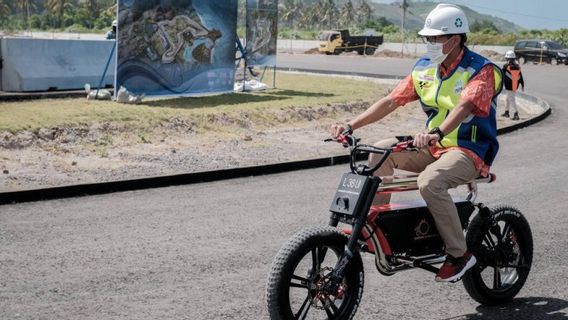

{"left": 245, "top": 0, "right": 278, "bottom": 66}
{"left": 116, "top": 0, "right": 238, "bottom": 97}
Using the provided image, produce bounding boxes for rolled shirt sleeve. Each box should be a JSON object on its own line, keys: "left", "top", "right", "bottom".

{"left": 388, "top": 75, "right": 419, "bottom": 107}
{"left": 460, "top": 64, "right": 496, "bottom": 117}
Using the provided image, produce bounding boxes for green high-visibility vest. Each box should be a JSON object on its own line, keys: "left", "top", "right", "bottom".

{"left": 411, "top": 47, "right": 503, "bottom": 166}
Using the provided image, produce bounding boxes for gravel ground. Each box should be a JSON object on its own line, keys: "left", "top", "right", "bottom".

{"left": 0, "top": 94, "right": 538, "bottom": 193}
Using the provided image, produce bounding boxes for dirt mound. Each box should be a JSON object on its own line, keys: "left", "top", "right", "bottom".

{"left": 0, "top": 99, "right": 391, "bottom": 192}
{"left": 374, "top": 49, "right": 420, "bottom": 59}
{"left": 478, "top": 49, "right": 503, "bottom": 61}
{"left": 304, "top": 47, "right": 321, "bottom": 55}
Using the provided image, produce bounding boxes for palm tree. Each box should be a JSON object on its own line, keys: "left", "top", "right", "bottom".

{"left": 46, "top": 0, "right": 74, "bottom": 28}
{"left": 105, "top": 3, "right": 117, "bottom": 17}
{"left": 15, "top": 0, "right": 35, "bottom": 30}
{"left": 280, "top": 0, "right": 303, "bottom": 29}
{"left": 357, "top": 0, "right": 374, "bottom": 25}
{"left": 81, "top": 0, "right": 99, "bottom": 27}
{"left": 0, "top": 0, "right": 11, "bottom": 22}
{"left": 299, "top": 3, "right": 319, "bottom": 30}
{"left": 321, "top": 0, "right": 338, "bottom": 30}
{"left": 340, "top": 0, "right": 356, "bottom": 29}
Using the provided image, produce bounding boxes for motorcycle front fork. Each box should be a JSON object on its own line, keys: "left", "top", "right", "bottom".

{"left": 324, "top": 218, "right": 364, "bottom": 293}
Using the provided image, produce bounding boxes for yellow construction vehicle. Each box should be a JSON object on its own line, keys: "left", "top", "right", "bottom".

{"left": 318, "top": 29, "right": 383, "bottom": 55}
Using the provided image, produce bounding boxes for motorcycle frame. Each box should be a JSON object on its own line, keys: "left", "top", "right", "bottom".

{"left": 326, "top": 140, "right": 496, "bottom": 287}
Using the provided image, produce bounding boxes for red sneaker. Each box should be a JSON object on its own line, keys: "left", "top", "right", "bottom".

{"left": 435, "top": 251, "right": 476, "bottom": 283}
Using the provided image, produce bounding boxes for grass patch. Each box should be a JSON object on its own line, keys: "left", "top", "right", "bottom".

{"left": 0, "top": 72, "right": 386, "bottom": 133}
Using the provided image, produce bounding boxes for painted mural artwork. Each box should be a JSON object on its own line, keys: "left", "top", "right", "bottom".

{"left": 245, "top": 0, "right": 278, "bottom": 66}
{"left": 116, "top": 0, "right": 237, "bottom": 97}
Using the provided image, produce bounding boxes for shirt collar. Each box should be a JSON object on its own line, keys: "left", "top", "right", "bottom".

{"left": 439, "top": 47, "right": 465, "bottom": 77}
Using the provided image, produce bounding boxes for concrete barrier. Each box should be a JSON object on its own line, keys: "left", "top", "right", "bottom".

{"left": 277, "top": 39, "right": 512, "bottom": 56}
{"left": 0, "top": 37, "right": 115, "bottom": 92}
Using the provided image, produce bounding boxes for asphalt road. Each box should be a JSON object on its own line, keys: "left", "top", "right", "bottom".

{"left": 1, "top": 54, "right": 567, "bottom": 320}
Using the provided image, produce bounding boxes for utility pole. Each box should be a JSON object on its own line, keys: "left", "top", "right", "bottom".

{"left": 400, "top": 0, "right": 408, "bottom": 58}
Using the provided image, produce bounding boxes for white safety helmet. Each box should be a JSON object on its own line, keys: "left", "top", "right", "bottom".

{"left": 112, "top": 20, "right": 117, "bottom": 27}
{"left": 418, "top": 4, "right": 470, "bottom": 36}
{"left": 504, "top": 50, "right": 516, "bottom": 59}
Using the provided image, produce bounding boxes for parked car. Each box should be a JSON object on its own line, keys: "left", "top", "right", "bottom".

{"left": 514, "top": 40, "right": 568, "bottom": 65}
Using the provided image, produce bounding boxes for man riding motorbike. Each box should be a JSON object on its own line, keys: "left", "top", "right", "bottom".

{"left": 330, "top": 3, "right": 503, "bottom": 282}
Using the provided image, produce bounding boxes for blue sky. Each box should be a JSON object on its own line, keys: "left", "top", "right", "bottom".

{"left": 371, "top": 0, "right": 568, "bottom": 30}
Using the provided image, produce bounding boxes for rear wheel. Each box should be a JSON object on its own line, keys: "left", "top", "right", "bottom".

{"left": 364, "top": 48, "right": 375, "bottom": 56}
{"left": 463, "top": 206, "right": 533, "bottom": 306}
{"left": 267, "top": 225, "right": 364, "bottom": 320}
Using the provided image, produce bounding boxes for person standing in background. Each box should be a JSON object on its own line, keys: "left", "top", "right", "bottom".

{"left": 501, "top": 50, "right": 525, "bottom": 121}
{"left": 106, "top": 20, "right": 117, "bottom": 40}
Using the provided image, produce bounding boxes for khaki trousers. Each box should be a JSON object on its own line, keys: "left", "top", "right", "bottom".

{"left": 370, "top": 138, "right": 480, "bottom": 257}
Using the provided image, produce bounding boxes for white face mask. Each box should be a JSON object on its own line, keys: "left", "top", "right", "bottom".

{"left": 425, "top": 37, "right": 454, "bottom": 65}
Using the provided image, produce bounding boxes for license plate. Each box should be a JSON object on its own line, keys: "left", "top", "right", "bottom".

{"left": 329, "top": 173, "right": 369, "bottom": 216}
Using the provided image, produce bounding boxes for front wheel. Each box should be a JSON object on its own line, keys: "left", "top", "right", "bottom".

{"left": 463, "top": 206, "right": 533, "bottom": 306}
{"left": 266, "top": 226, "right": 364, "bottom": 320}
{"left": 518, "top": 56, "right": 527, "bottom": 65}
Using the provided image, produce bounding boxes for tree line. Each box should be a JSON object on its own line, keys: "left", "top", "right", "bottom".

{"left": 0, "top": 0, "right": 390, "bottom": 33}
{"left": 277, "top": 0, "right": 382, "bottom": 31}
{"left": 0, "top": 0, "right": 116, "bottom": 32}
{"left": 0, "top": 0, "right": 566, "bottom": 47}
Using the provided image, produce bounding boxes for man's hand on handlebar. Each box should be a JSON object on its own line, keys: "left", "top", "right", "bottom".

{"left": 329, "top": 123, "right": 353, "bottom": 138}
{"left": 326, "top": 123, "right": 358, "bottom": 148}
{"left": 413, "top": 132, "right": 440, "bottom": 148}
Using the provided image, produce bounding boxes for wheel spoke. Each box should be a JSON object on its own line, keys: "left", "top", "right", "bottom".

{"left": 318, "top": 247, "right": 329, "bottom": 264}
{"left": 328, "top": 297, "right": 340, "bottom": 314}
{"left": 311, "top": 246, "right": 329, "bottom": 273}
{"left": 290, "top": 274, "right": 309, "bottom": 289}
{"left": 491, "top": 223, "right": 504, "bottom": 240}
{"left": 320, "top": 297, "right": 337, "bottom": 318}
{"left": 493, "top": 267, "right": 502, "bottom": 289}
{"left": 294, "top": 295, "right": 312, "bottom": 320}
{"left": 502, "top": 223, "right": 512, "bottom": 240}
{"left": 483, "top": 234, "right": 497, "bottom": 249}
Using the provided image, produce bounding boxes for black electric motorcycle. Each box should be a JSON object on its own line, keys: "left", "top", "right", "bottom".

{"left": 266, "top": 134, "right": 533, "bottom": 320}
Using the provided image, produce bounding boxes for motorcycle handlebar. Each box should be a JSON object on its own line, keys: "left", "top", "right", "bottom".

{"left": 325, "top": 134, "right": 420, "bottom": 175}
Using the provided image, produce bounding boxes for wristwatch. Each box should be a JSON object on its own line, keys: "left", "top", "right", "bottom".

{"left": 345, "top": 123, "right": 353, "bottom": 134}
{"left": 428, "top": 127, "right": 445, "bottom": 141}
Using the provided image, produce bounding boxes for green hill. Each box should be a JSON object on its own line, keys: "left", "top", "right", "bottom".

{"left": 298, "top": 0, "right": 524, "bottom": 33}
{"left": 376, "top": 1, "right": 523, "bottom": 33}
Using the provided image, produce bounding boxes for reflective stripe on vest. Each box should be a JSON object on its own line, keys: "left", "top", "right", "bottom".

{"left": 411, "top": 48, "right": 503, "bottom": 165}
